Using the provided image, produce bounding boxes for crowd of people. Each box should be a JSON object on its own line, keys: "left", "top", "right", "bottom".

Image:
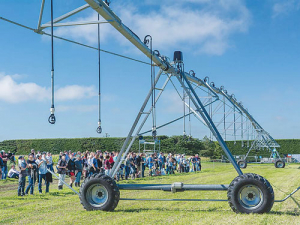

{"left": 0, "top": 149, "right": 201, "bottom": 196}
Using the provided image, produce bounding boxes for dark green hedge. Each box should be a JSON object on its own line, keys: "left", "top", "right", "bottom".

{"left": 225, "top": 139, "right": 300, "bottom": 157}
{"left": 0, "top": 136, "right": 205, "bottom": 156}
{"left": 1, "top": 137, "right": 299, "bottom": 158}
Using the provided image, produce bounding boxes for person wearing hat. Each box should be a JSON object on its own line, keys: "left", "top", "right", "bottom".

{"left": 18, "top": 156, "right": 28, "bottom": 196}
{"left": 36, "top": 154, "right": 50, "bottom": 194}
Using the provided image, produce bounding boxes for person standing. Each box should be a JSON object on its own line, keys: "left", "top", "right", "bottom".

{"left": 36, "top": 154, "right": 50, "bottom": 194}
{"left": 124, "top": 155, "right": 131, "bottom": 180}
{"left": 57, "top": 154, "right": 68, "bottom": 190}
{"left": 25, "top": 154, "right": 37, "bottom": 195}
{"left": 0, "top": 150, "right": 8, "bottom": 179}
{"left": 46, "top": 152, "right": 54, "bottom": 172}
{"left": 74, "top": 155, "right": 83, "bottom": 187}
{"left": 67, "top": 154, "right": 76, "bottom": 187}
{"left": 0, "top": 155, "right": 3, "bottom": 178}
{"left": 147, "top": 154, "right": 154, "bottom": 176}
{"left": 158, "top": 152, "right": 164, "bottom": 171}
{"left": 18, "top": 156, "right": 27, "bottom": 196}
{"left": 104, "top": 155, "right": 111, "bottom": 176}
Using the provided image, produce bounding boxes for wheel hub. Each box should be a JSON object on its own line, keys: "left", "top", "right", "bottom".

{"left": 238, "top": 184, "right": 263, "bottom": 210}
{"left": 246, "top": 191, "right": 255, "bottom": 200}
{"left": 86, "top": 184, "right": 109, "bottom": 208}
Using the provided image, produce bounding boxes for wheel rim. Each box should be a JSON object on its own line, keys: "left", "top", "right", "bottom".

{"left": 238, "top": 184, "right": 264, "bottom": 210}
{"left": 86, "top": 184, "right": 109, "bottom": 208}
{"left": 277, "top": 162, "right": 283, "bottom": 168}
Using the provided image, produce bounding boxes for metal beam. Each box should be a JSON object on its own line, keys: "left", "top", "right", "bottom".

{"left": 37, "top": 0, "right": 45, "bottom": 30}
{"left": 85, "top": 0, "right": 172, "bottom": 72}
{"left": 117, "top": 184, "right": 229, "bottom": 191}
{"left": 41, "top": 20, "right": 112, "bottom": 28}
{"left": 41, "top": 4, "right": 90, "bottom": 30}
{"left": 177, "top": 72, "right": 243, "bottom": 175}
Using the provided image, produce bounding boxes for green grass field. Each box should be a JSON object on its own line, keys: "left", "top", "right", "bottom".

{"left": 1, "top": 162, "right": 300, "bottom": 225}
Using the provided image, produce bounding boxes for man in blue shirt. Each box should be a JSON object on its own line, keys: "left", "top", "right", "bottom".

{"left": 36, "top": 154, "right": 50, "bottom": 194}
{"left": 158, "top": 152, "right": 164, "bottom": 171}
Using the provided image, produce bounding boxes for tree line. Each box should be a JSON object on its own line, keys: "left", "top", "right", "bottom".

{"left": 0, "top": 136, "right": 299, "bottom": 158}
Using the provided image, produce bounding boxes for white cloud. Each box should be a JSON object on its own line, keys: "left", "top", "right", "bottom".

{"left": 50, "top": 0, "right": 251, "bottom": 55}
{"left": 56, "top": 85, "right": 96, "bottom": 101}
{"left": 272, "top": 0, "right": 300, "bottom": 18}
{"left": 0, "top": 73, "right": 97, "bottom": 103}
{"left": 0, "top": 73, "right": 48, "bottom": 103}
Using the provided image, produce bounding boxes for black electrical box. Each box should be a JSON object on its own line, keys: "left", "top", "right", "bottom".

{"left": 173, "top": 51, "right": 183, "bottom": 63}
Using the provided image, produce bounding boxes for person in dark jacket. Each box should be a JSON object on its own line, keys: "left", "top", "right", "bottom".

{"left": 67, "top": 154, "right": 76, "bottom": 187}
{"left": 57, "top": 154, "right": 68, "bottom": 190}
{"left": 25, "top": 154, "right": 37, "bottom": 195}
{"left": 74, "top": 155, "right": 83, "bottom": 187}
{"left": 18, "top": 156, "right": 27, "bottom": 196}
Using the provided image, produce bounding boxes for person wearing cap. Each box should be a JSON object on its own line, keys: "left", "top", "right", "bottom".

{"left": 18, "top": 156, "right": 28, "bottom": 196}
{"left": 36, "top": 154, "right": 50, "bottom": 194}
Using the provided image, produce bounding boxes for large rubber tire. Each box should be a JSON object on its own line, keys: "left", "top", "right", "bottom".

{"left": 237, "top": 160, "right": 247, "bottom": 169}
{"left": 275, "top": 160, "right": 285, "bottom": 168}
{"left": 227, "top": 173, "right": 274, "bottom": 214}
{"left": 79, "top": 173, "right": 120, "bottom": 211}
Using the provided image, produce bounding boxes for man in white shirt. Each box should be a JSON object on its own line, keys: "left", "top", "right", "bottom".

{"left": 8, "top": 165, "right": 19, "bottom": 179}
{"left": 46, "top": 152, "right": 54, "bottom": 172}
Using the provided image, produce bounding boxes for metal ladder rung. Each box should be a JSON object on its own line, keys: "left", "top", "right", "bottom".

{"left": 155, "top": 88, "right": 164, "bottom": 91}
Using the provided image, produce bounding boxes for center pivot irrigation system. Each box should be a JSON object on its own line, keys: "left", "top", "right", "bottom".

{"left": 1, "top": 0, "right": 300, "bottom": 214}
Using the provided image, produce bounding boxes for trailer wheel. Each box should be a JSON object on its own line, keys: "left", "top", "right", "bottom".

{"left": 80, "top": 174, "right": 120, "bottom": 211}
{"left": 275, "top": 160, "right": 285, "bottom": 168}
{"left": 237, "top": 160, "right": 247, "bottom": 169}
{"left": 227, "top": 173, "right": 274, "bottom": 214}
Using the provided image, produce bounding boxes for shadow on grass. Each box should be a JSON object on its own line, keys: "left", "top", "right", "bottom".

{"left": 116, "top": 206, "right": 300, "bottom": 216}
{"left": 269, "top": 210, "right": 300, "bottom": 216}
{"left": 115, "top": 206, "right": 222, "bottom": 213}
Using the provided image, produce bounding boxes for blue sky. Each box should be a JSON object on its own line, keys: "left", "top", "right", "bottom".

{"left": 0, "top": 0, "right": 299, "bottom": 141}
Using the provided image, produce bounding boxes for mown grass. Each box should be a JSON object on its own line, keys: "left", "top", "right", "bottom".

{"left": 0, "top": 162, "right": 300, "bottom": 225}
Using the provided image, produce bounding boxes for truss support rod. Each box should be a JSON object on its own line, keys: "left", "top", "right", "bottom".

{"left": 139, "top": 112, "right": 194, "bottom": 136}
{"left": 41, "top": 20, "right": 112, "bottom": 28}
{"left": 40, "top": 4, "right": 90, "bottom": 31}
{"left": 109, "top": 69, "right": 163, "bottom": 177}
{"left": 37, "top": 0, "right": 45, "bottom": 30}
{"left": 178, "top": 72, "right": 243, "bottom": 175}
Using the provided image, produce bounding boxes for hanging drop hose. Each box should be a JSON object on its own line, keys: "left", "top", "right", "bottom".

{"left": 96, "top": 14, "right": 102, "bottom": 134}
{"left": 48, "top": 0, "right": 56, "bottom": 124}
{"left": 144, "top": 35, "right": 156, "bottom": 139}
{"left": 183, "top": 87, "right": 186, "bottom": 139}
{"left": 188, "top": 94, "right": 192, "bottom": 141}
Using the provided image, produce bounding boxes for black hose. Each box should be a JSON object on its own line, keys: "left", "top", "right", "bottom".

{"left": 96, "top": 14, "right": 102, "bottom": 134}
{"left": 48, "top": 0, "right": 56, "bottom": 124}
